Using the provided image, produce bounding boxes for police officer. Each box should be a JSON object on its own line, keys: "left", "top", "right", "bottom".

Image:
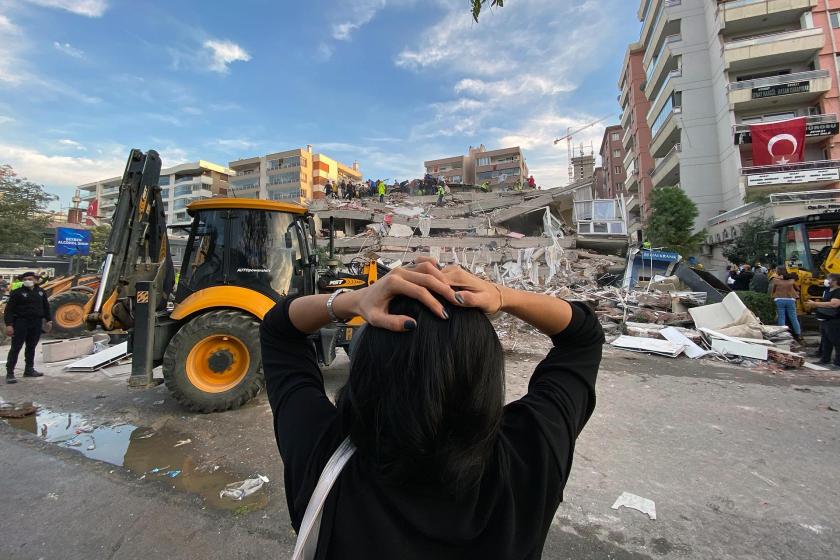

{"left": 4, "top": 272, "right": 52, "bottom": 384}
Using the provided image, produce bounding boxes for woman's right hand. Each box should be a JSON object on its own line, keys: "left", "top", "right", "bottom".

{"left": 415, "top": 257, "right": 503, "bottom": 314}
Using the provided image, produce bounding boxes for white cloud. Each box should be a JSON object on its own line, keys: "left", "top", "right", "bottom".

{"left": 396, "top": 0, "right": 619, "bottom": 187}
{"left": 0, "top": 115, "right": 14, "bottom": 125}
{"left": 0, "top": 143, "right": 125, "bottom": 188}
{"left": 53, "top": 41, "right": 85, "bottom": 59}
{"left": 23, "top": 0, "right": 108, "bottom": 17}
{"left": 58, "top": 138, "right": 86, "bottom": 150}
{"left": 332, "top": 0, "right": 386, "bottom": 40}
{"left": 212, "top": 138, "right": 257, "bottom": 151}
{"left": 203, "top": 39, "right": 250, "bottom": 74}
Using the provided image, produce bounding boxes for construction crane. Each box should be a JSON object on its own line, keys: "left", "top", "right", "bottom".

{"left": 554, "top": 114, "right": 614, "bottom": 184}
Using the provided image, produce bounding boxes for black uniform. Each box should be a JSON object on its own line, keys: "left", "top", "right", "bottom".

{"left": 4, "top": 285, "right": 51, "bottom": 374}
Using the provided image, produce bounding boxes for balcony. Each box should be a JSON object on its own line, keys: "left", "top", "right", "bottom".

{"left": 623, "top": 147, "right": 635, "bottom": 170}
{"left": 724, "top": 27, "right": 824, "bottom": 73}
{"left": 650, "top": 107, "right": 681, "bottom": 158}
{"left": 741, "top": 159, "right": 840, "bottom": 192}
{"left": 643, "top": 0, "right": 681, "bottom": 63}
{"left": 625, "top": 169, "right": 640, "bottom": 194}
{"left": 621, "top": 106, "right": 633, "bottom": 129}
{"left": 647, "top": 71, "right": 680, "bottom": 130}
{"left": 622, "top": 126, "right": 634, "bottom": 151}
{"left": 651, "top": 143, "right": 681, "bottom": 188}
{"left": 727, "top": 69, "right": 830, "bottom": 111}
{"left": 644, "top": 35, "right": 681, "bottom": 101}
{"left": 733, "top": 113, "right": 838, "bottom": 145}
{"left": 719, "top": 0, "right": 817, "bottom": 35}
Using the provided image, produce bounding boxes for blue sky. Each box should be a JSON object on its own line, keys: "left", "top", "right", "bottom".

{"left": 0, "top": 0, "right": 640, "bottom": 211}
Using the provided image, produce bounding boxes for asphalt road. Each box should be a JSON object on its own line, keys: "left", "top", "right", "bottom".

{"left": 1, "top": 339, "right": 839, "bottom": 560}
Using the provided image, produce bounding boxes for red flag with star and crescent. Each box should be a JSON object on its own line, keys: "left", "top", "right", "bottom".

{"left": 750, "top": 117, "right": 806, "bottom": 166}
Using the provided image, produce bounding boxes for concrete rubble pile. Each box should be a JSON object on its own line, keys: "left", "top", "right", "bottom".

{"left": 312, "top": 188, "right": 814, "bottom": 372}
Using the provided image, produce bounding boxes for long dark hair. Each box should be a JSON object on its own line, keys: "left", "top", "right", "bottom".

{"left": 337, "top": 295, "right": 505, "bottom": 494}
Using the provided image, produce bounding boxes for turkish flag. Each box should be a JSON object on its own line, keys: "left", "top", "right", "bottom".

{"left": 750, "top": 117, "right": 806, "bottom": 166}
{"left": 85, "top": 198, "right": 98, "bottom": 225}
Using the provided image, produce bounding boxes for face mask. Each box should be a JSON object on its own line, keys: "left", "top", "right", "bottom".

{"left": 825, "top": 279, "right": 831, "bottom": 288}
{"left": 22, "top": 280, "right": 34, "bottom": 288}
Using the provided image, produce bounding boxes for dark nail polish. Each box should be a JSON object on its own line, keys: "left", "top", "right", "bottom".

{"left": 442, "top": 309, "right": 449, "bottom": 319}
{"left": 455, "top": 293, "right": 465, "bottom": 304}
{"left": 404, "top": 320, "right": 416, "bottom": 331}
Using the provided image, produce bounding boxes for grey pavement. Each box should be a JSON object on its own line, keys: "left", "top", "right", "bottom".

{"left": 1, "top": 341, "right": 839, "bottom": 559}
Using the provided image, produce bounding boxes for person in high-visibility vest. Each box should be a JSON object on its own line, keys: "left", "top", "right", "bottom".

{"left": 377, "top": 180, "right": 386, "bottom": 203}
{"left": 480, "top": 181, "right": 490, "bottom": 193}
{"left": 436, "top": 184, "right": 446, "bottom": 206}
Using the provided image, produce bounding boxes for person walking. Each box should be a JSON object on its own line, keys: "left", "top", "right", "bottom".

{"left": 377, "top": 179, "right": 386, "bottom": 203}
{"left": 4, "top": 271, "right": 52, "bottom": 384}
{"left": 806, "top": 274, "right": 840, "bottom": 366}
{"left": 769, "top": 267, "right": 801, "bottom": 341}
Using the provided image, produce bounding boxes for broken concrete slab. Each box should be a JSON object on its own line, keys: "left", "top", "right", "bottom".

{"left": 42, "top": 337, "right": 95, "bottom": 363}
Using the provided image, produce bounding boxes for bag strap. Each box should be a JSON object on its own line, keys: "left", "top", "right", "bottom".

{"left": 292, "top": 437, "right": 356, "bottom": 560}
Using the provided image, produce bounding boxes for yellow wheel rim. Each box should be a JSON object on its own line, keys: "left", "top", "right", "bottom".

{"left": 186, "top": 335, "right": 250, "bottom": 394}
{"left": 55, "top": 303, "right": 85, "bottom": 329}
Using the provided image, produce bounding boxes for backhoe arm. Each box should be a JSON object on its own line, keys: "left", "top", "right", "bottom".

{"left": 86, "top": 149, "right": 174, "bottom": 330}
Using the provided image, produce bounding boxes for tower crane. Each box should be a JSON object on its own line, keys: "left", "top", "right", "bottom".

{"left": 554, "top": 114, "right": 614, "bottom": 184}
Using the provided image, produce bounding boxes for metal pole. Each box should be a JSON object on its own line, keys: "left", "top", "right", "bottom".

{"left": 92, "top": 253, "right": 113, "bottom": 312}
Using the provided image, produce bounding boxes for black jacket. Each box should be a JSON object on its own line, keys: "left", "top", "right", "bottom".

{"left": 260, "top": 298, "right": 603, "bottom": 560}
{"left": 4, "top": 286, "right": 52, "bottom": 325}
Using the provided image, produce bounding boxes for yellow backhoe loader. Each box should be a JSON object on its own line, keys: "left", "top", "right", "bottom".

{"left": 86, "top": 149, "right": 377, "bottom": 412}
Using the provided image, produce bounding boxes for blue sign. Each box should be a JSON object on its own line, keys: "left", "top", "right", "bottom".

{"left": 55, "top": 228, "right": 91, "bottom": 256}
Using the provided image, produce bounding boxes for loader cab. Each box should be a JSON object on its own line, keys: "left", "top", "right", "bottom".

{"left": 774, "top": 212, "right": 840, "bottom": 274}
{"left": 175, "top": 199, "right": 314, "bottom": 303}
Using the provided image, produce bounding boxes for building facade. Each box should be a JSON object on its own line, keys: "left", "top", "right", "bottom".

{"left": 621, "top": 0, "right": 840, "bottom": 270}
{"left": 79, "top": 160, "right": 233, "bottom": 226}
{"left": 228, "top": 147, "right": 361, "bottom": 202}
{"left": 599, "top": 125, "right": 628, "bottom": 199}
{"left": 619, "top": 44, "right": 655, "bottom": 242}
{"left": 425, "top": 145, "right": 528, "bottom": 189}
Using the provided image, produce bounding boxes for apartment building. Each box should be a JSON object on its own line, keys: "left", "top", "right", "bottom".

{"left": 619, "top": 43, "right": 655, "bottom": 242}
{"left": 621, "top": 0, "right": 840, "bottom": 270}
{"left": 228, "top": 147, "right": 362, "bottom": 202}
{"left": 79, "top": 160, "right": 233, "bottom": 226}
{"left": 598, "top": 125, "right": 628, "bottom": 198}
{"left": 424, "top": 145, "right": 528, "bottom": 189}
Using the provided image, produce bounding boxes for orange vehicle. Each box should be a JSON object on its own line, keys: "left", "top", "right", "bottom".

{"left": 40, "top": 274, "right": 101, "bottom": 338}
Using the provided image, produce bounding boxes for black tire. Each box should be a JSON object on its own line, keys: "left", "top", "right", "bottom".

{"left": 50, "top": 290, "right": 92, "bottom": 338}
{"left": 162, "top": 310, "right": 264, "bottom": 413}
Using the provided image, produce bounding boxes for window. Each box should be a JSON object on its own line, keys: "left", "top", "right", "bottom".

{"left": 174, "top": 184, "right": 192, "bottom": 197}
{"left": 613, "top": 149, "right": 621, "bottom": 158}
{"left": 831, "top": 11, "right": 840, "bottom": 28}
{"left": 611, "top": 132, "right": 620, "bottom": 141}
{"left": 616, "top": 182, "right": 623, "bottom": 191}
{"left": 158, "top": 176, "right": 170, "bottom": 186}
{"left": 614, "top": 166, "right": 622, "bottom": 174}
{"left": 268, "top": 172, "right": 300, "bottom": 186}
{"left": 477, "top": 157, "right": 491, "bottom": 166}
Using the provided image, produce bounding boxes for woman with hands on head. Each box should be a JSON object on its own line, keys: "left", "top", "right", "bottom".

{"left": 260, "top": 259, "right": 604, "bottom": 560}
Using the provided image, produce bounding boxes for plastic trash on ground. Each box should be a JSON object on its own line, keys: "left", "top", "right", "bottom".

{"left": 219, "top": 475, "right": 269, "bottom": 500}
{"left": 611, "top": 491, "right": 657, "bottom": 520}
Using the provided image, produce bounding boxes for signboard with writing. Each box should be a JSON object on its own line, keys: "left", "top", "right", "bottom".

{"left": 746, "top": 168, "right": 840, "bottom": 187}
{"left": 55, "top": 228, "right": 91, "bottom": 256}
{"left": 734, "top": 121, "right": 839, "bottom": 144}
{"left": 751, "top": 81, "right": 810, "bottom": 100}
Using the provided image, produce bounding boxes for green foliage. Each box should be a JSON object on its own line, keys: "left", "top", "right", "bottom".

{"left": 721, "top": 216, "right": 775, "bottom": 266}
{"left": 0, "top": 164, "right": 57, "bottom": 255}
{"left": 645, "top": 186, "right": 706, "bottom": 256}
{"left": 735, "top": 291, "right": 776, "bottom": 324}
{"left": 743, "top": 191, "right": 770, "bottom": 205}
{"left": 471, "top": 0, "right": 504, "bottom": 21}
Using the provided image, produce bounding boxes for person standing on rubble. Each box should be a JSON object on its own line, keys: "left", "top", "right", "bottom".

{"left": 4, "top": 271, "right": 52, "bottom": 384}
{"left": 528, "top": 175, "right": 536, "bottom": 189}
{"left": 377, "top": 179, "right": 386, "bottom": 203}
{"left": 261, "top": 259, "right": 602, "bottom": 559}
{"left": 436, "top": 182, "right": 446, "bottom": 206}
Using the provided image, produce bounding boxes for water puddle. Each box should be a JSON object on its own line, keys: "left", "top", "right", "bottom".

{"left": 1, "top": 403, "right": 269, "bottom": 512}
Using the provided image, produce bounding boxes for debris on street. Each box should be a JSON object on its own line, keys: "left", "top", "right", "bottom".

{"left": 220, "top": 475, "right": 270, "bottom": 501}
{"left": 611, "top": 492, "right": 657, "bottom": 520}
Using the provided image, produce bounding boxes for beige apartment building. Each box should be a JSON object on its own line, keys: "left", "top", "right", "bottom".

{"left": 79, "top": 160, "right": 233, "bottom": 227}
{"left": 620, "top": 0, "right": 840, "bottom": 273}
{"left": 425, "top": 145, "right": 528, "bottom": 189}
{"left": 228, "top": 146, "right": 361, "bottom": 202}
